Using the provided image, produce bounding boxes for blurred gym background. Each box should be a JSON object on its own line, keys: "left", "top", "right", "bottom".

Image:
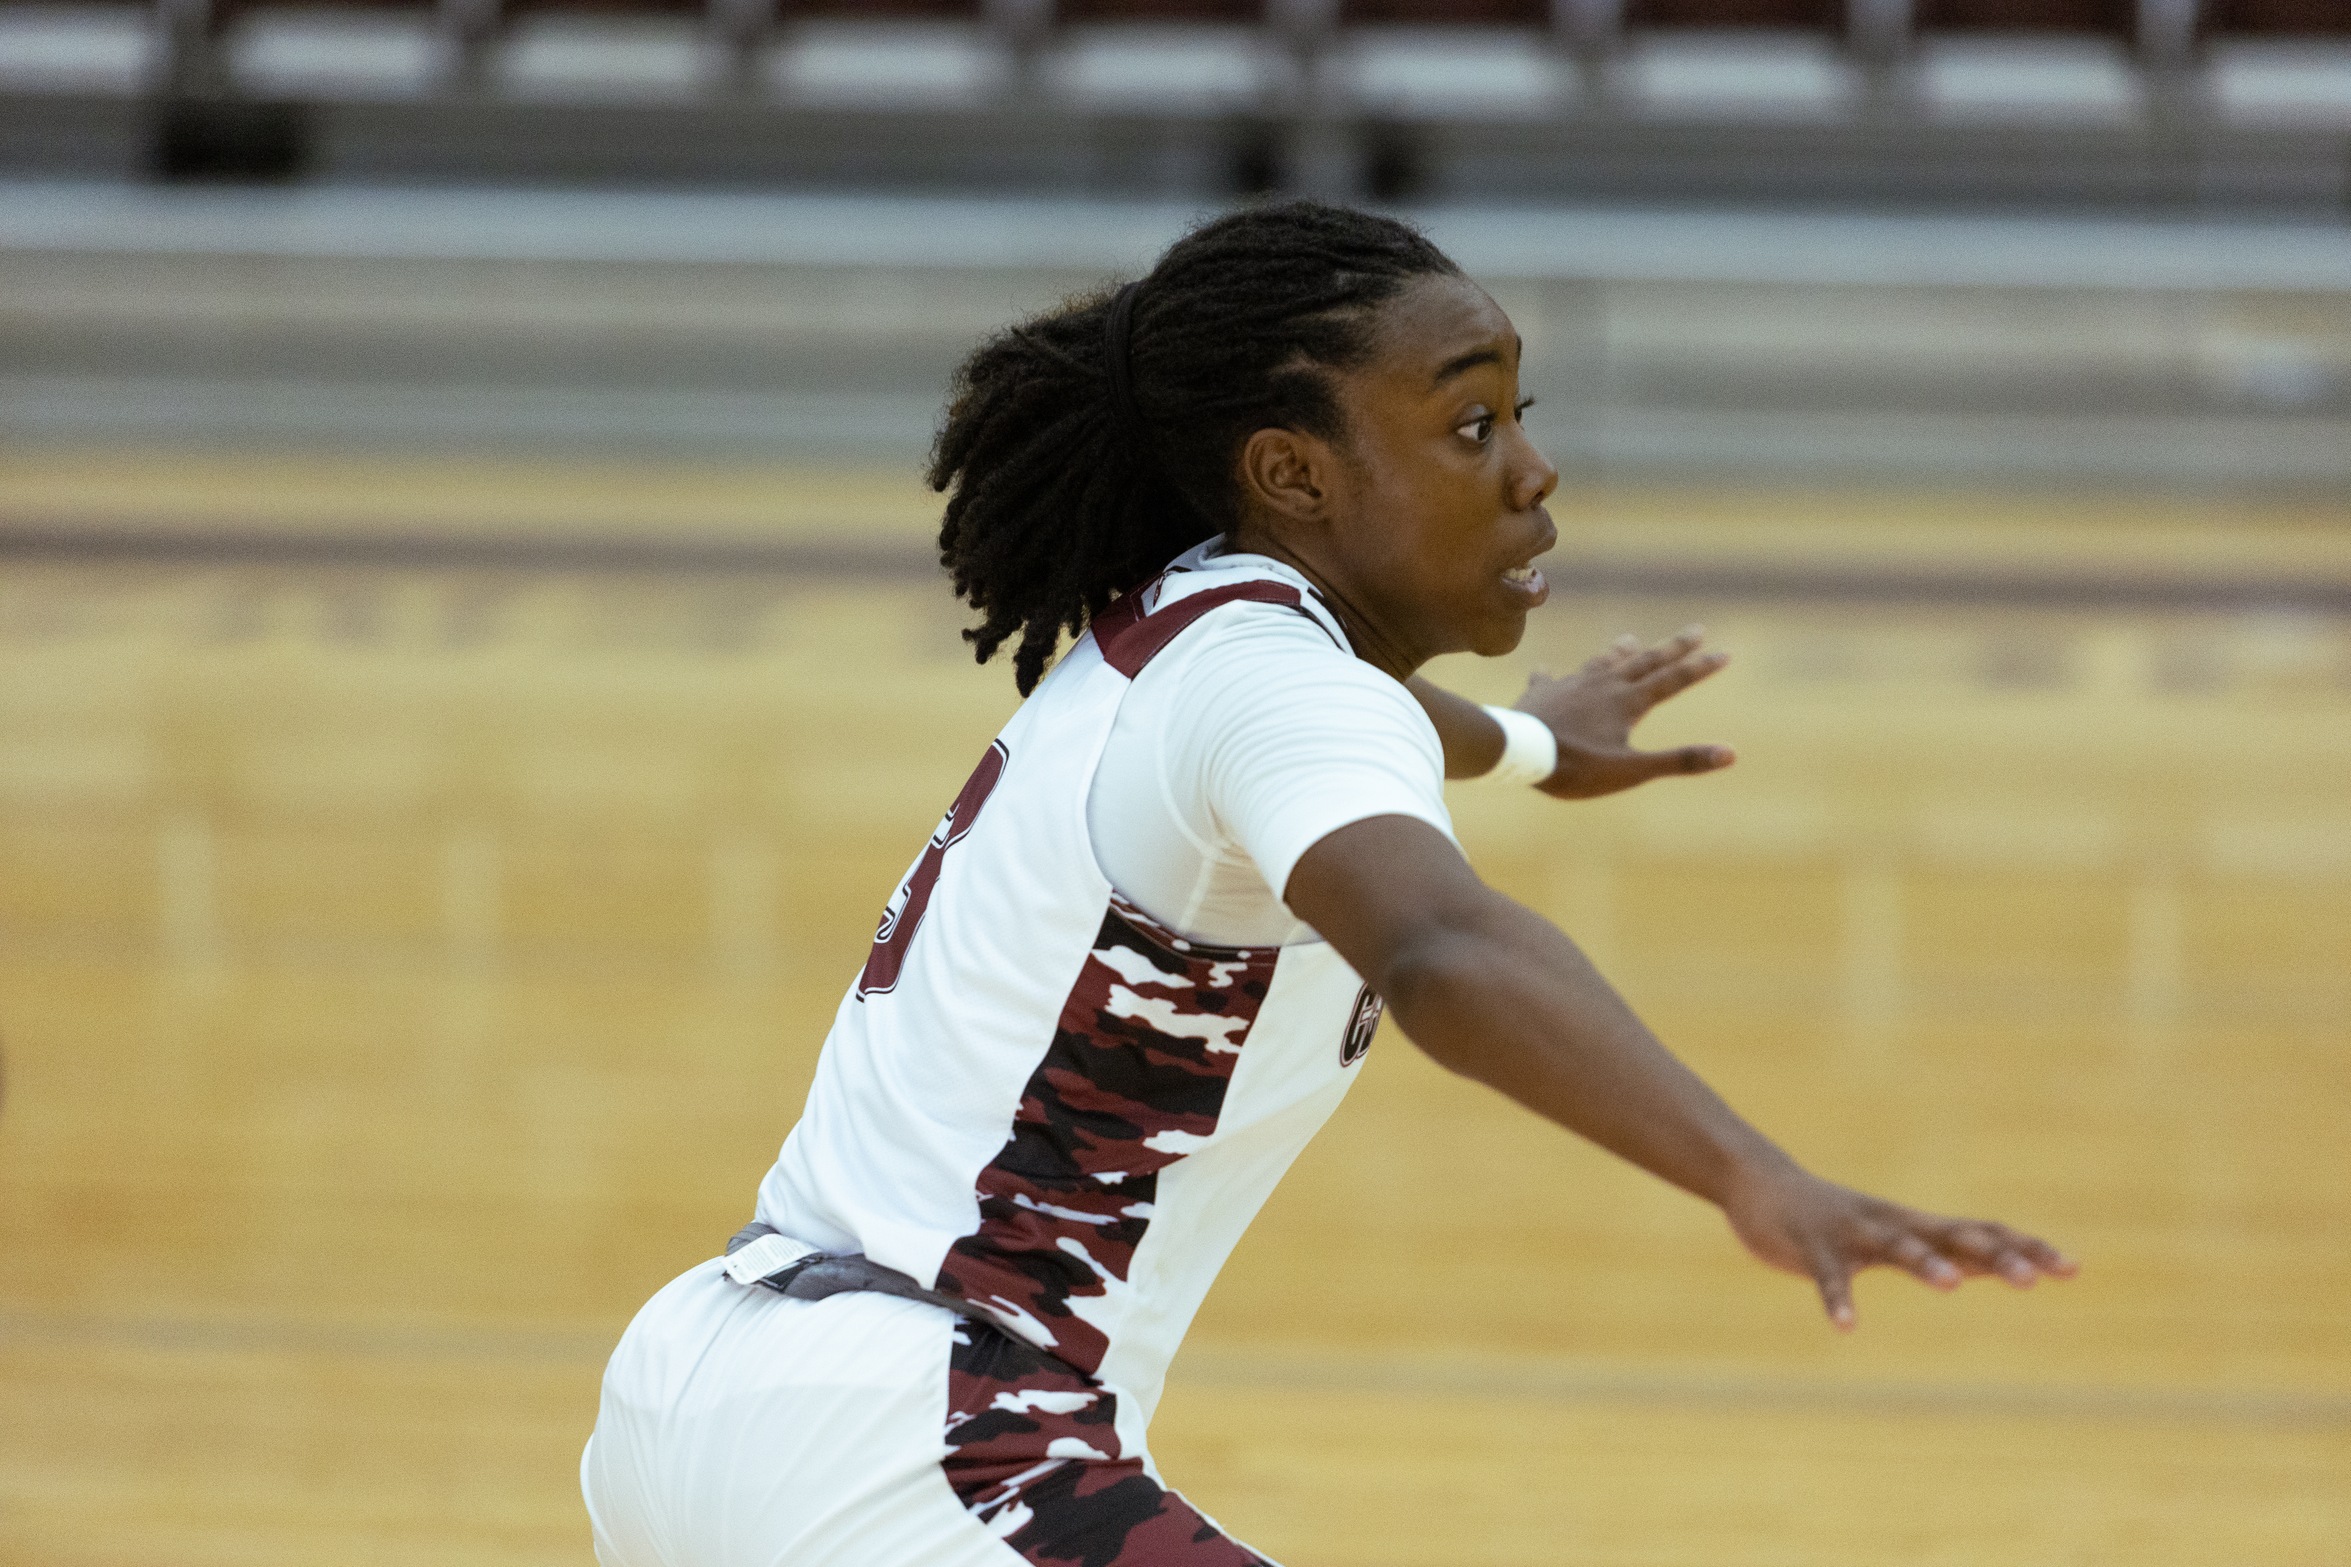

{"left": 2, "top": 3, "right": 2348, "bottom": 1563}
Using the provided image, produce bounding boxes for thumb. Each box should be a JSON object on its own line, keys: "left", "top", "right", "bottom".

{"left": 1812, "top": 1251, "right": 1857, "bottom": 1333}
{"left": 1634, "top": 744, "right": 1736, "bottom": 781}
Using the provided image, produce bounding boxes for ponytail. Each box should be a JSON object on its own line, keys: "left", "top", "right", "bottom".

{"left": 929, "top": 200, "right": 1460, "bottom": 695}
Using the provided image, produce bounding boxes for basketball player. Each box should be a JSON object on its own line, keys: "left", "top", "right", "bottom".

{"left": 582, "top": 203, "right": 2074, "bottom": 1567}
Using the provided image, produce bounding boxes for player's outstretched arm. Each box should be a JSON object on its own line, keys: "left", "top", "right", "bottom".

{"left": 1409, "top": 625, "right": 1737, "bottom": 792}
{"left": 1287, "top": 813, "right": 2077, "bottom": 1329}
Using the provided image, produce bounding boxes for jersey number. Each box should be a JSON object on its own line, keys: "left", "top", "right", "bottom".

{"left": 857, "top": 740, "right": 1009, "bottom": 998}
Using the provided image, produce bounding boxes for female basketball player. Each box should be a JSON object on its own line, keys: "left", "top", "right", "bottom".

{"left": 583, "top": 202, "right": 2074, "bottom": 1567}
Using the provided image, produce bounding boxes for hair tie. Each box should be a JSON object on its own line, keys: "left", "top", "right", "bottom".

{"left": 1103, "top": 281, "right": 1150, "bottom": 458}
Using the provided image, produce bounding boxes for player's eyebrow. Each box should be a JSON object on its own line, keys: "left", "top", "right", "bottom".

{"left": 1432, "top": 336, "right": 1520, "bottom": 387}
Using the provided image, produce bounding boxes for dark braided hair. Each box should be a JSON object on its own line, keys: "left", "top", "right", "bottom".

{"left": 930, "top": 200, "right": 1461, "bottom": 694}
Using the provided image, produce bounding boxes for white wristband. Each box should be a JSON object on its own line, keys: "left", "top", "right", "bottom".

{"left": 1482, "top": 705, "right": 1558, "bottom": 787}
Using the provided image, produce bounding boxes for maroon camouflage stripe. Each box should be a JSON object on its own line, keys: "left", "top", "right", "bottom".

{"left": 1092, "top": 579, "right": 1306, "bottom": 679}
{"left": 936, "top": 897, "right": 1277, "bottom": 1374}
{"left": 945, "top": 1320, "right": 1272, "bottom": 1566}
{"left": 931, "top": 570, "right": 1308, "bottom": 1563}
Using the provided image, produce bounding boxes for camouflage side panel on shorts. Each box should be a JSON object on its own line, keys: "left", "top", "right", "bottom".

{"left": 935, "top": 897, "right": 1279, "bottom": 1376}
{"left": 945, "top": 1319, "right": 1272, "bottom": 1567}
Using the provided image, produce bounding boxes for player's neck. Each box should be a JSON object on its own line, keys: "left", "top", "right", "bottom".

{"left": 1217, "top": 532, "right": 1423, "bottom": 683}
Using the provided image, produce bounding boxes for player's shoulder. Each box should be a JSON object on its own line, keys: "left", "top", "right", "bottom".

{"left": 1150, "top": 559, "right": 1348, "bottom": 660}
{"left": 1147, "top": 589, "right": 1357, "bottom": 698}
{"left": 1150, "top": 588, "right": 1425, "bottom": 739}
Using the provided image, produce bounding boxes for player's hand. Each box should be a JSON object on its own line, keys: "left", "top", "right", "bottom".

{"left": 1517, "top": 626, "right": 1734, "bottom": 799}
{"left": 1719, "top": 1160, "right": 2078, "bottom": 1331}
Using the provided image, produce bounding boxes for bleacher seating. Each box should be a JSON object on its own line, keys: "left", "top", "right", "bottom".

{"left": 501, "top": 0, "right": 708, "bottom": 12}
{"left": 1060, "top": 0, "right": 1268, "bottom": 19}
{"left": 784, "top": 0, "right": 983, "bottom": 14}
{"left": 1622, "top": 0, "right": 1846, "bottom": 27}
{"left": 1338, "top": 0, "right": 1549, "bottom": 21}
{"left": 1911, "top": 0, "right": 2139, "bottom": 33}
{"left": 20, "top": 0, "right": 2351, "bottom": 83}
{"left": 2202, "top": 0, "right": 2351, "bottom": 34}
{"left": 4, "top": 0, "right": 2350, "bottom": 198}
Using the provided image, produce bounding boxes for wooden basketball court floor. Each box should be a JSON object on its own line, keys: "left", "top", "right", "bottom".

{"left": 0, "top": 458, "right": 2346, "bottom": 1566}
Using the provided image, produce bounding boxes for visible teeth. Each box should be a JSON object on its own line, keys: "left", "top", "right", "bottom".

{"left": 1502, "top": 566, "right": 1538, "bottom": 585}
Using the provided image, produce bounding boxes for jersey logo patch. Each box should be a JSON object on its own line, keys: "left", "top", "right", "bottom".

{"left": 1339, "top": 984, "right": 1382, "bottom": 1066}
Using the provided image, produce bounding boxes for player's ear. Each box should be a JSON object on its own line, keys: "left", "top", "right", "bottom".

{"left": 1236, "top": 425, "right": 1336, "bottom": 527}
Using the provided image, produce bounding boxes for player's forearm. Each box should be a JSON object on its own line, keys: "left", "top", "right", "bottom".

{"left": 1404, "top": 675, "right": 1506, "bottom": 780}
{"left": 1379, "top": 896, "right": 1795, "bottom": 1208}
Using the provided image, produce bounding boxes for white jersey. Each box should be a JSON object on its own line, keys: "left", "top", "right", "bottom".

{"left": 754, "top": 548, "right": 1449, "bottom": 1461}
{"left": 1087, "top": 545, "right": 1452, "bottom": 948}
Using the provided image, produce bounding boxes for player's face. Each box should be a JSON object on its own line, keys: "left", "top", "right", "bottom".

{"left": 1322, "top": 273, "right": 1559, "bottom": 669}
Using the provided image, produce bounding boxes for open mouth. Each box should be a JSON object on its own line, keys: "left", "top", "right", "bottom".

{"left": 1500, "top": 562, "right": 1548, "bottom": 605}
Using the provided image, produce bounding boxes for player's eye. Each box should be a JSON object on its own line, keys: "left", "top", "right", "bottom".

{"left": 1515, "top": 396, "right": 1538, "bottom": 421}
{"left": 1457, "top": 411, "right": 1497, "bottom": 444}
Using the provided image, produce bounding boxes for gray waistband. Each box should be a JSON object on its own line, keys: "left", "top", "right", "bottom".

{"left": 724, "top": 1221, "right": 986, "bottom": 1323}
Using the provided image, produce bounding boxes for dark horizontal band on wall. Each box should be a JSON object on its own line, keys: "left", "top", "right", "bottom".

{"left": 7, "top": 521, "right": 2347, "bottom": 615}
{"left": 0, "top": 523, "right": 942, "bottom": 580}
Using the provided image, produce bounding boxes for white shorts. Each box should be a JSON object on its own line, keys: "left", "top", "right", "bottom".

{"left": 581, "top": 1258, "right": 1277, "bottom": 1567}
